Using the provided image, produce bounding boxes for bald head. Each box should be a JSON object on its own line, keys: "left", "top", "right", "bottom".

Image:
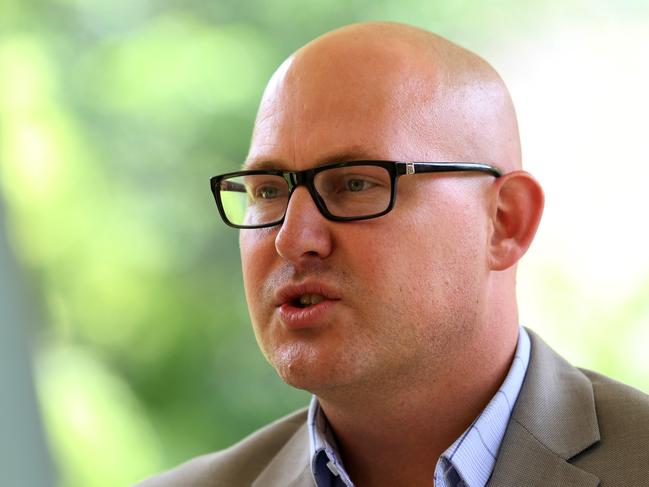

{"left": 249, "top": 22, "right": 521, "bottom": 173}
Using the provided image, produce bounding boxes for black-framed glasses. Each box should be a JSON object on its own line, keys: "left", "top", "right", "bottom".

{"left": 210, "top": 161, "right": 502, "bottom": 229}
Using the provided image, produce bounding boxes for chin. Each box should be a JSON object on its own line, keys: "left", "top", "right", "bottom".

{"left": 269, "top": 345, "right": 350, "bottom": 393}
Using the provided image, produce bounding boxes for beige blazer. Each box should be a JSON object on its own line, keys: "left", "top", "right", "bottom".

{"left": 137, "top": 330, "right": 649, "bottom": 486}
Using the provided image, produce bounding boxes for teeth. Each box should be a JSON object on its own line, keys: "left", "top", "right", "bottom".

{"left": 299, "top": 294, "right": 325, "bottom": 306}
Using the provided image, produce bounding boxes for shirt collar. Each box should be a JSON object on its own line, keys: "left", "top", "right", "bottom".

{"left": 308, "top": 326, "right": 532, "bottom": 487}
{"left": 308, "top": 397, "right": 354, "bottom": 486}
{"left": 437, "top": 326, "right": 531, "bottom": 486}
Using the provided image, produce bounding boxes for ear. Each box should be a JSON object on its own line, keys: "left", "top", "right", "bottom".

{"left": 488, "top": 171, "right": 544, "bottom": 271}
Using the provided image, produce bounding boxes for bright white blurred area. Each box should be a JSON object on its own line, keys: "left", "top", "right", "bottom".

{"left": 489, "top": 14, "right": 649, "bottom": 388}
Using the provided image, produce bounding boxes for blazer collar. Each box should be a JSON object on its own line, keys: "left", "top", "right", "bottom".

{"left": 488, "top": 328, "right": 601, "bottom": 486}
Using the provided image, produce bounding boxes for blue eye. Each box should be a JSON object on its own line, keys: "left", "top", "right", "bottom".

{"left": 346, "top": 179, "right": 369, "bottom": 192}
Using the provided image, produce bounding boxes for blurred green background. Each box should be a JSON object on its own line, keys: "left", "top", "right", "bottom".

{"left": 1, "top": 1, "right": 648, "bottom": 486}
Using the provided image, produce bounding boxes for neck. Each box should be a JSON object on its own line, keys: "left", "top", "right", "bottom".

{"left": 315, "top": 323, "right": 519, "bottom": 486}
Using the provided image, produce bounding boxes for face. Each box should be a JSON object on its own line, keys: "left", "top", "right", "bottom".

{"left": 239, "top": 41, "right": 495, "bottom": 398}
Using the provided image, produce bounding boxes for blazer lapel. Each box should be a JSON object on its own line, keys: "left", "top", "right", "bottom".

{"left": 252, "top": 422, "right": 315, "bottom": 487}
{"left": 488, "top": 329, "right": 600, "bottom": 487}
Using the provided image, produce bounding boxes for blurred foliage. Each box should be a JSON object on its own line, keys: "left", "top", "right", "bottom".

{"left": 1, "top": 0, "right": 648, "bottom": 486}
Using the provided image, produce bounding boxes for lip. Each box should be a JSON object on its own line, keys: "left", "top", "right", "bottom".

{"left": 275, "top": 281, "right": 342, "bottom": 329}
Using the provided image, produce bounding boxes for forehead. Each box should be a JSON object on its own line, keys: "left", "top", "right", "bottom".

{"left": 245, "top": 44, "right": 441, "bottom": 171}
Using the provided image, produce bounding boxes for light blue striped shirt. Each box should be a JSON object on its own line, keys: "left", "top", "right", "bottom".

{"left": 308, "top": 327, "right": 531, "bottom": 487}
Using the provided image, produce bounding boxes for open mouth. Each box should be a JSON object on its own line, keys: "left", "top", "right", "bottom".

{"left": 277, "top": 286, "right": 339, "bottom": 328}
{"left": 292, "top": 294, "right": 326, "bottom": 308}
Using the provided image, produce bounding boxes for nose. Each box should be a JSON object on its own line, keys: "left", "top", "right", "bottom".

{"left": 274, "top": 186, "right": 333, "bottom": 264}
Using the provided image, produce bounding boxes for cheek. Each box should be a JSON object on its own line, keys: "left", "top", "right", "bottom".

{"left": 239, "top": 229, "right": 277, "bottom": 317}
{"left": 342, "top": 222, "right": 429, "bottom": 318}
{"left": 388, "top": 201, "right": 488, "bottom": 305}
{"left": 407, "top": 181, "right": 489, "bottom": 264}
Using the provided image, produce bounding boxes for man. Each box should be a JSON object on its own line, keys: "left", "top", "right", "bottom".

{"left": 139, "top": 22, "right": 649, "bottom": 486}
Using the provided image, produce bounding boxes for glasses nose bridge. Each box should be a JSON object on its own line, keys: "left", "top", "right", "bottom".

{"left": 284, "top": 169, "right": 317, "bottom": 197}
{"left": 283, "top": 169, "right": 324, "bottom": 218}
{"left": 285, "top": 170, "right": 311, "bottom": 188}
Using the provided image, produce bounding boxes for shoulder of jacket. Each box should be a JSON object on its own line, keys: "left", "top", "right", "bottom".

{"left": 579, "top": 367, "right": 649, "bottom": 415}
{"left": 572, "top": 368, "right": 649, "bottom": 484}
{"left": 134, "top": 408, "right": 309, "bottom": 487}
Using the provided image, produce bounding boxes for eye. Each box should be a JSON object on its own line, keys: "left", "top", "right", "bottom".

{"left": 256, "top": 185, "right": 280, "bottom": 199}
{"left": 345, "top": 178, "right": 373, "bottom": 192}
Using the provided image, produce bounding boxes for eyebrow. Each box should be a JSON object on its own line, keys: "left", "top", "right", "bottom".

{"left": 241, "top": 159, "right": 281, "bottom": 170}
{"left": 243, "top": 148, "right": 380, "bottom": 171}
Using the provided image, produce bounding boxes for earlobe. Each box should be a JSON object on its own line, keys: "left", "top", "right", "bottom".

{"left": 488, "top": 171, "right": 544, "bottom": 271}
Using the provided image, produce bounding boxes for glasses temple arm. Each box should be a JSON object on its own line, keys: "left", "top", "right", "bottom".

{"left": 396, "top": 162, "right": 502, "bottom": 177}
